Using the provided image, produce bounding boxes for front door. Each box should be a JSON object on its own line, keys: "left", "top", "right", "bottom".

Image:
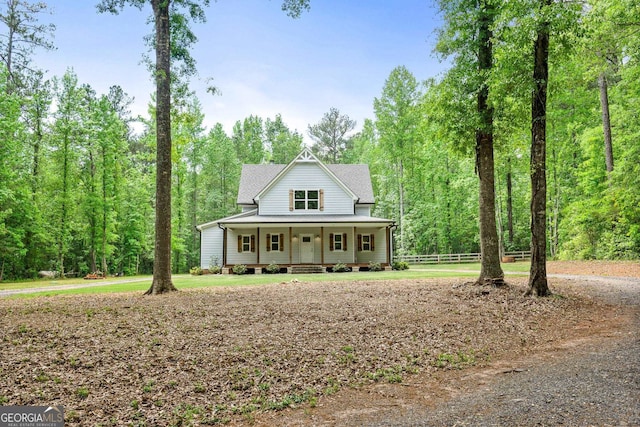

{"left": 300, "top": 234, "right": 314, "bottom": 264}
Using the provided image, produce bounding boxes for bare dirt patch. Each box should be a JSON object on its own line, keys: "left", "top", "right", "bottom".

{"left": 547, "top": 259, "right": 640, "bottom": 277}
{"left": 1, "top": 273, "right": 629, "bottom": 426}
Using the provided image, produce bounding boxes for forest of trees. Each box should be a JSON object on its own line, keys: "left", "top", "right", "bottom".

{"left": 0, "top": 0, "right": 638, "bottom": 281}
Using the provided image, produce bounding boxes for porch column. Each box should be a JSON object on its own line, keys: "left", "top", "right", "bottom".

{"left": 320, "top": 226, "right": 324, "bottom": 264}
{"left": 257, "top": 227, "right": 260, "bottom": 265}
{"left": 222, "top": 227, "right": 227, "bottom": 266}
{"left": 386, "top": 226, "right": 391, "bottom": 265}
{"left": 352, "top": 226, "right": 356, "bottom": 264}
{"left": 289, "top": 226, "right": 293, "bottom": 265}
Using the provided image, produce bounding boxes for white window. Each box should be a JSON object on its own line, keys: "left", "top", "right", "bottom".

{"left": 334, "top": 233, "right": 343, "bottom": 251}
{"left": 238, "top": 235, "right": 255, "bottom": 253}
{"left": 330, "top": 233, "right": 347, "bottom": 252}
{"left": 294, "top": 190, "right": 319, "bottom": 210}
{"left": 266, "top": 233, "right": 284, "bottom": 252}
{"left": 271, "top": 233, "right": 280, "bottom": 251}
{"left": 358, "top": 233, "right": 375, "bottom": 252}
{"left": 362, "top": 234, "right": 371, "bottom": 251}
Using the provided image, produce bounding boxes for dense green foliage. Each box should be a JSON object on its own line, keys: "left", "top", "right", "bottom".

{"left": 0, "top": 0, "right": 638, "bottom": 280}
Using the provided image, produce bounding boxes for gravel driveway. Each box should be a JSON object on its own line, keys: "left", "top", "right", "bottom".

{"left": 343, "top": 275, "right": 640, "bottom": 426}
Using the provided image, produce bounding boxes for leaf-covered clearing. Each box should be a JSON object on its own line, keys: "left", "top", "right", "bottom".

{"left": 0, "top": 269, "right": 622, "bottom": 426}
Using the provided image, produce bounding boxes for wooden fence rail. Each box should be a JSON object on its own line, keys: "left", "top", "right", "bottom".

{"left": 394, "top": 250, "right": 531, "bottom": 264}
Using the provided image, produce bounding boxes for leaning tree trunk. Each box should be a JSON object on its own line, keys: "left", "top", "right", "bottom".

{"left": 146, "top": 0, "right": 177, "bottom": 295}
{"left": 476, "top": 0, "right": 504, "bottom": 287}
{"left": 527, "top": 0, "right": 551, "bottom": 297}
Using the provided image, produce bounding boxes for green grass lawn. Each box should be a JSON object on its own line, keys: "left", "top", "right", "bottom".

{"left": 416, "top": 261, "right": 531, "bottom": 273}
{"left": 0, "top": 262, "right": 531, "bottom": 298}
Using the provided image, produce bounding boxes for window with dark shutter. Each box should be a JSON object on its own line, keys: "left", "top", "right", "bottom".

{"left": 360, "top": 234, "right": 373, "bottom": 251}
{"left": 238, "top": 235, "right": 252, "bottom": 253}
{"left": 293, "top": 189, "right": 320, "bottom": 210}
{"left": 331, "top": 233, "right": 345, "bottom": 251}
{"left": 266, "top": 233, "right": 284, "bottom": 251}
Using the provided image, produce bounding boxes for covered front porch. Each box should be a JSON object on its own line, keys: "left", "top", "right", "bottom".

{"left": 218, "top": 219, "right": 394, "bottom": 273}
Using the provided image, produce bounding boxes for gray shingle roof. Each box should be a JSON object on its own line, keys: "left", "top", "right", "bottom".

{"left": 236, "top": 163, "right": 375, "bottom": 205}
{"left": 327, "top": 164, "right": 375, "bottom": 204}
{"left": 236, "top": 164, "right": 284, "bottom": 205}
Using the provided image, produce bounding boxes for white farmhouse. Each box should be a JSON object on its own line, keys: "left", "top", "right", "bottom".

{"left": 197, "top": 148, "right": 395, "bottom": 273}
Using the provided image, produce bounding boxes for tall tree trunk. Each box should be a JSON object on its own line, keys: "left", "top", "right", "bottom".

{"left": 549, "top": 141, "right": 559, "bottom": 258}
{"left": 89, "top": 151, "right": 98, "bottom": 274}
{"left": 4, "top": 0, "right": 15, "bottom": 92}
{"left": 101, "top": 151, "right": 108, "bottom": 276}
{"left": 476, "top": 0, "right": 504, "bottom": 286}
{"left": 146, "top": 0, "right": 177, "bottom": 295}
{"left": 598, "top": 72, "right": 614, "bottom": 174}
{"left": 190, "top": 140, "right": 199, "bottom": 270}
{"left": 191, "top": 177, "right": 198, "bottom": 270}
{"left": 175, "top": 171, "right": 183, "bottom": 273}
{"left": 58, "top": 133, "right": 69, "bottom": 278}
{"left": 444, "top": 156, "right": 452, "bottom": 253}
{"left": 398, "top": 160, "right": 405, "bottom": 255}
{"left": 26, "top": 94, "right": 45, "bottom": 275}
{"left": 506, "top": 158, "right": 514, "bottom": 245}
{"left": 431, "top": 182, "right": 438, "bottom": 253}
{"left": 527, "top": 0, "right": 551, "bottom": 297}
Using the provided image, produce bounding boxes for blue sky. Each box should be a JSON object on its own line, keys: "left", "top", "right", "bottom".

{"left": 37, "top": 1, "right": 448, "bottom": 140}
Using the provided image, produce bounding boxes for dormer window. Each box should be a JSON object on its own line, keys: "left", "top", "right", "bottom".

{"left": 290, "top": 189, "right": 324, "bottom": 211}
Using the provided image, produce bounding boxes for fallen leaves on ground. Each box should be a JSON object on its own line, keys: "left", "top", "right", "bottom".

{"left": 547, "top": 260, "right": 640, "bottom": 277}
{"left": 0, "top": 276, "right": 619, "bottom": 426}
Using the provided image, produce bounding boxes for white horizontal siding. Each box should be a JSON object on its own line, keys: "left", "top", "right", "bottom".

{"left": 322, "top": 227, "right": 355, "bottom": 264}
{"left": 355, "top": 205, "right": 371, "bottom": 216}
{"left": 259, "top": 163, "right": 354, "bottom": 215}
{"left": 200, "top": 226, "right": 224, "bottom": 269}
{"left": 354, "top": 228, "right": 387, "bottom": 264}
{"left": 226, "top": 229, "right": 258, "bottom": 265}
{"left": 258, "top": 227, "right": 290, "bottom": 265}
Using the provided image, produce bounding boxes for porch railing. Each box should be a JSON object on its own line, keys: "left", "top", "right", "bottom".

{"left": 394, "top": 250, "right": 531, "bottom": 264}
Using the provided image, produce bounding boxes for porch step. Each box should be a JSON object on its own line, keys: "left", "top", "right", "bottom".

{"left": 291, "top": 265, "right": 325, "bottom": 274}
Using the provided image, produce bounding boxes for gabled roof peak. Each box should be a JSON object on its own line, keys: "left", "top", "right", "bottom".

{"left": 294, "top": 147, "right": 318, "bottom": 163}
{"left": 253, "top": 147, "right": 358, "bottom": 203}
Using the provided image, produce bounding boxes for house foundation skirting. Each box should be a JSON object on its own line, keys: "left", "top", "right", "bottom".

{"left": 213, "top": 263, "right": 391, "bottom": 275}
